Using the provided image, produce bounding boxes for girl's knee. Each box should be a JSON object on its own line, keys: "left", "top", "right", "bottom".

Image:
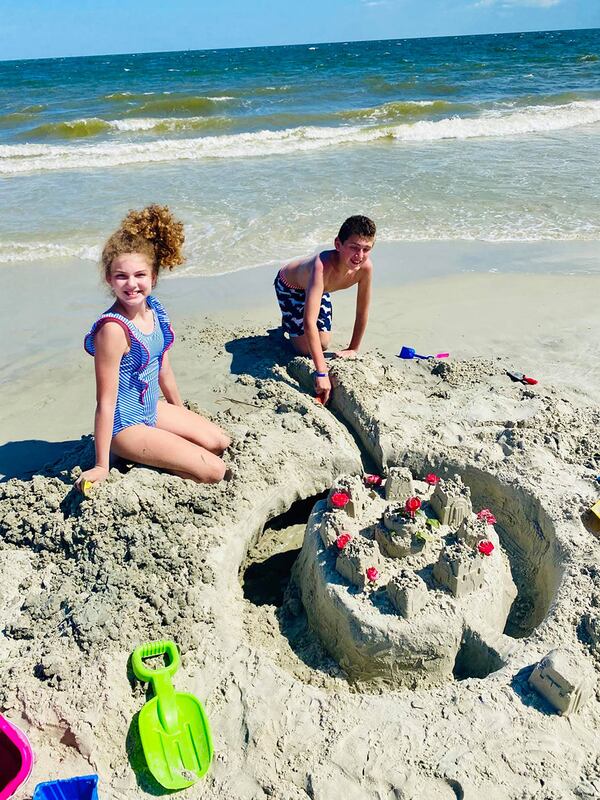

{"left": 206, "top": 431, "right": 231, "bottom": 454}
{"left": 195, "top": 456, "right": 226, "bottom": 484}
{"left": 218, "top": 432, "right": 232, "bottom": 451}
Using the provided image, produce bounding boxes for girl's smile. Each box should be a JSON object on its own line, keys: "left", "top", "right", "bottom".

{"left": 108, "top": 253, "right": 155, "bottom": 314}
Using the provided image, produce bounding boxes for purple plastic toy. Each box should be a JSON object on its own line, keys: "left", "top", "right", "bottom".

{"left": 0, "top": 713, "right": 33, "bottom": 800}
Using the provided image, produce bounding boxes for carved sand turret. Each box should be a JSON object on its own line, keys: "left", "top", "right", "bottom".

{"left": 327, "top": 474, "right": 369, "bottom": 519}
{"left": 335, "top": 535, "right": 383, "bottom": 589}
{"left": 384, "top": 467, "right": 414, "bottom": 504}
{"left": 456, "top": 515, "right": 490, "bottom": 548}
{"left": 529, "top": 648, "right": 594, "bottom": 716}
{"left": 432, "top": 540, "right": 487, "bottom": 598}
{"left": 375, "top": 505, "right": 426, "bottom": 558}
{"left": 319, "top": 511, "right": 350, "bottom": 548}
{"left": 386, "top": 569, "right": 428, "bottom": 618}
{"left": 430, "top": 474, "right": 472, "bottom": 527}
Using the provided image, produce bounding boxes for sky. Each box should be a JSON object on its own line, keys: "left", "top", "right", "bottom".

{"left": 0, "top": 0, "right": 598, "bottom": 61}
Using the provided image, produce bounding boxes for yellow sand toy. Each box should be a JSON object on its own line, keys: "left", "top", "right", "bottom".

{"left": 591, "top": 500, "right": 600, "bottom": 521}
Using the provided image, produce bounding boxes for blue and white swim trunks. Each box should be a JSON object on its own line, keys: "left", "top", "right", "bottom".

{"left": 274, "top": 270, "right": 332, "bottom": 337}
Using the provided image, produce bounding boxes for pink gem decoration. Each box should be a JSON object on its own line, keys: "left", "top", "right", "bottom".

{"left": 478, "top": 540, "right": 495, "bottom": 556}
{"left": 336, "top": 532, "right": 351, "bottom": 550}
{"left": 425, "top": 473, "right": 440, "bottom": 485}
{"left": 366, "top": 567, "right": 379, "bottom": 583}
{"left": 405, "top": 496, "right": 421, "bottom": 517}
{"left": 477, "top": 509, "right": 497, "bottom": 525}
{"left": 331, "top": 492, "right": 350, "bottom": 509}
{"left": 363, "top": 474, "right": 383, "bottom": 486}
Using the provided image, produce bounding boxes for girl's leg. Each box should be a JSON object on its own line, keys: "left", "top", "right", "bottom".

{"left": 156, "top": 402, "right": 231, "bottom": 453}
{"left": 289, "top": 331, "right": 330, "bottom": 356}
{"left": 111, "top": 424, "right": 226, "bottom": 483}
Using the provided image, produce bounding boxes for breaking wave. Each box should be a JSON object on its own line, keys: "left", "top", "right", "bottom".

{"left": 2, "top": 100, "right": 600, "bottom": 175}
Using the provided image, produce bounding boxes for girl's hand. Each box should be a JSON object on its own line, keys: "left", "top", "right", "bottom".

{"left": 75, "top": 465, "right": 109, "bottom": 494}
{"left": 314, "top": 374, "right": 332, "bottom": 405}
{"left": 334, "top": 349, "right": 358, "bottom": 359}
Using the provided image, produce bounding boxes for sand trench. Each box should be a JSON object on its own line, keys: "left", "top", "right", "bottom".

{"left": 1, "top": 338, "right": 600, "bottom": 799}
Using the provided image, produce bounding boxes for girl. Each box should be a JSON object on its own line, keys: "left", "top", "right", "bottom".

{"left": 76, "top": 205, "right": 230, "bottom": 489}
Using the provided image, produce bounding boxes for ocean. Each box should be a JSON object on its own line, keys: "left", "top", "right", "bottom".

{"left": 1, "top": 28, "right": 599, "bottom": 277}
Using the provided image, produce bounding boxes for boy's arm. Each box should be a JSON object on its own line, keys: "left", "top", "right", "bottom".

{"left": 337, "top": 263, "right": 372, "bottom": 358}
{"left": 303, "top": 259, "right": 332, "bottom": 403}
{"left": 158, "top": 351, "right": 184, "bottom": 406}
{"left": 303, "top": 259, "right": 329, "bottom": 374}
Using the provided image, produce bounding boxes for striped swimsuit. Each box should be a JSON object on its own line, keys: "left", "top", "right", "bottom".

{"left": 84, "top": 295, "right": 175, "bottom": 436}
{"left": 273, "top": 269, "right": 333, "bottom": 337}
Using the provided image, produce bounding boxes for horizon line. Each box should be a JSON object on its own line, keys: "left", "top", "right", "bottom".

{"left": 1, "top": 24, "right": 597, "bottom": 66}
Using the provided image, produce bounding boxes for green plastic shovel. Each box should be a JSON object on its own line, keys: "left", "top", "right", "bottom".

{"left": 131, "top": 640, "right": 213, "bottom": 790}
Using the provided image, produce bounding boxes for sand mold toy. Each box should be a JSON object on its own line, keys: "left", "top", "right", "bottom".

{"left": 131, "top": 639, "right": 213, "bottom": 790}
{"left": 32, "top": 775, "right": 99, "bottom": 800}
{"left": 0, "top": 714, "right": 33, "bottom": 800}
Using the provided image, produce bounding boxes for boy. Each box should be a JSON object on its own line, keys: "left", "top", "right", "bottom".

{"left": 274, "top": 215, "right": 376, "bottom": 405}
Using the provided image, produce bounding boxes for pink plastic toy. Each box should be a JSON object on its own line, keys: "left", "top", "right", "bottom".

{"left": 0, "top": 713, "right": 33, "bottom": 800}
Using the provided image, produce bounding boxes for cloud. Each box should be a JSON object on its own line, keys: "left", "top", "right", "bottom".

{"left": 474, "top": 0, "right": 561, "bottom": 7}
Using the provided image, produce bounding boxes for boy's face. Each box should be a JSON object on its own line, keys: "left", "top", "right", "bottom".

{"left": 335, "top": 234, "right": 374, "bottom": 272}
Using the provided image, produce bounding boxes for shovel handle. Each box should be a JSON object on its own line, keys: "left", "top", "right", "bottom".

{"left": 132, "top": 639, "right": 180, "bottom": 682}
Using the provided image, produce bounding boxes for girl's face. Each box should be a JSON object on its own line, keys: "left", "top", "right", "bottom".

{"left": 108, "top": 253, "right": 155, "bottom": 310}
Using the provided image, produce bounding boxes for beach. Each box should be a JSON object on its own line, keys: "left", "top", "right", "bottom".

{"left": 1, "top": 239, "right": 598, "bottom": 480}
{"left": 2, "top": 27, "right": 600, "bottom": 800}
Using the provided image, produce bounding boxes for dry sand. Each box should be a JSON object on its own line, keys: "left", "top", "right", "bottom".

{"left": 1, "top": 242, "right": 600, "bottom": 799}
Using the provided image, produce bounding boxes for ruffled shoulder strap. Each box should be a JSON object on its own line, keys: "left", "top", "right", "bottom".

{"left": 146, "top": 294, "right": 175, "bottom": 366}
{"left": 83, "top": 308, "right": 152, "bottom": 402}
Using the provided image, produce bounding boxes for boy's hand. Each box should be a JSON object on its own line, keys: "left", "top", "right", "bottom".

{"left": 334, "top": 349, "right": 358, "bottom": 359}
{"left": 314, "top": 374, "right": 331, "bottom": 405}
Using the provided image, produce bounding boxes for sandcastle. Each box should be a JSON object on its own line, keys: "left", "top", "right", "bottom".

{"left": 295, "top": 469, "right": 518, "bottom": 688}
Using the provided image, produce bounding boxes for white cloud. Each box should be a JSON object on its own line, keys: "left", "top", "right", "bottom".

{"left": 474, "top": 0, "right": 561, "bottom": 7}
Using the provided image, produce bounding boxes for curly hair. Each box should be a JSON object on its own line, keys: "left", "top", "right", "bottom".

{"left": 101, "top": 204, "right": 185, "bottom": 280}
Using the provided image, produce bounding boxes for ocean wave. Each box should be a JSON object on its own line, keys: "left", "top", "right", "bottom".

{"left": 23, "top": 118, "right": 112, "bottom": 139}
{"left": 0, "top": 241, "right": 100, "bottom": 264}
{"left": 125, "top": 94, "right": 237, "bottom": 115}
{"left": 337, "top": 99, "right": 476, "bottom": 122}
{"left": 2, "top": 100, "right": 600, "bottom": 175}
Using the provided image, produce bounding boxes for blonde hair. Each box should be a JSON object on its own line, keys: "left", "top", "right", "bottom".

{"left": 102, "top": 204, "right": 185, "bottom": 280}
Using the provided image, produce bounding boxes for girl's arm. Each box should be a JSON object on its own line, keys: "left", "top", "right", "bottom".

{"left": 303, "top": 260, "right": 331, "bottom": 403}
{"left": 76, "top": 323, "right": 126, "bottom": 489}
{"left": 158, "top": 351, "right": 183, "bottom": 406}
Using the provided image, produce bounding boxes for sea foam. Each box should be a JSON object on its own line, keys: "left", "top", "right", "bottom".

{"left": 1, "top": 101, "right": 599, "bottom": 175}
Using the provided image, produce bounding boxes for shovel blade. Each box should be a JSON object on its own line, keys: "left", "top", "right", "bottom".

{"left": 399, "top": 346, "right": 416, "bottom": 359}
{"left": 139, "top": 694, "right": 213, "bottom": 790}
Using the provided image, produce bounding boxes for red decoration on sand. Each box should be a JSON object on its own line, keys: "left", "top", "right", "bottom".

{"left": 478, "top": 540, "right": 495, "bottom": 556}
{"left": 425, "top": 473, "right": 440, "bottom": 485}
{"left": 366, "top": 567, "right": 379, "bottom": 583}
{"left": 363, "top": 474, "right": 383, "bottom": 486}
{"left": 331, "top": 492, "right": 350, "bottom": 509}
{"left": 477, "top": 509, "right": 497, "bottom": 525}
{"left": 405, "top": 496, "right": 421, "bottom": 517}
{"left": 336, "top": 532, "right": 351, "bottom": 550}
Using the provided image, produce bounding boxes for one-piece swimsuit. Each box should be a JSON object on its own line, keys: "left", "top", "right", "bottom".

{"left": 84, "top": 295, "right": 175, "bottom": 436}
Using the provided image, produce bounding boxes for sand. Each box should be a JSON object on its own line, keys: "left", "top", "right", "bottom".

{"left": 1, "top": 241, "right": 600, "bottom": 799}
